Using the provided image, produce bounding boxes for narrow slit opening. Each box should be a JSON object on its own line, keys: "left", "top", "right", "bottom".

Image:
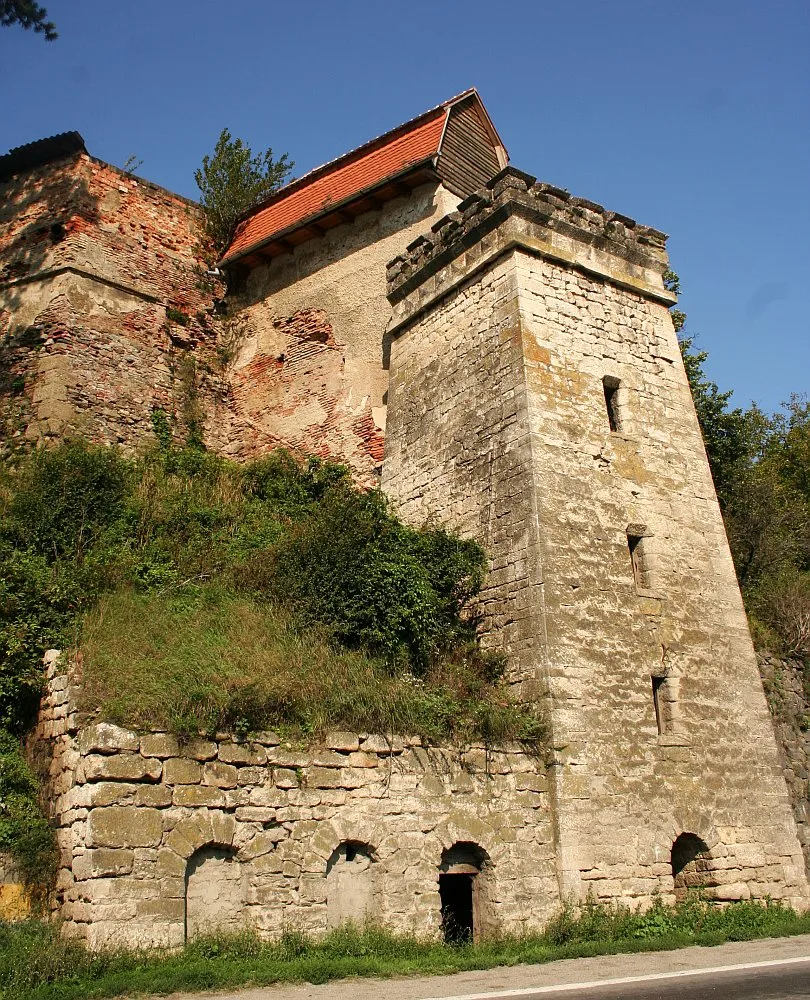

{"left": 603, "top": 376, "right": 621, "bottom": 432}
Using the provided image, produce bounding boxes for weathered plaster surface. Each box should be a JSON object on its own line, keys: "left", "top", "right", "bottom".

{"left": 225, "top": 183, "right": 459, "bottom": 480}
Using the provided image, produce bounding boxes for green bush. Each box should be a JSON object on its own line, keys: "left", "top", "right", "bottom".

{"left": 0, "top": 732, "right": 56, "bottom": 888}
{"left": 2, "top": 440, "right": 129, "bottom": 561}
{"left": 2, "top": 899, "right": 809, "bottom": 1000}
{"left": 0, "top": 441, "right": 536, "bottom": 747}
{"left": 269, "top": 487, "right": 486, "bottom": 669}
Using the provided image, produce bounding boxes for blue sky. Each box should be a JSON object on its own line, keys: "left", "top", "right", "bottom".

{"left": 2, "top": 0, "right": 808, "bottom": 414}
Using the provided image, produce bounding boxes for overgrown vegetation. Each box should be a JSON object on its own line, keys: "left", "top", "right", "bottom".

{"left": 195, "top": 128, "right": 293, "bottom": 260}
{"left": 0, "top": 439, "right": 543, "bottom": 882}
{"left": 2, "top": 898, "right": 808, "bottom": 1000}
{"left": 0, "top": 733, "right": 55, "bottom": 890}
{"left": 0, "top": 439, "right": 542, "bottom": 746}
{"left": 672, "top": 274, "right": 810, "bottom": 664}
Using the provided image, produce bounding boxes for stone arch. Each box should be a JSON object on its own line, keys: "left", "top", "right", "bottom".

{"left": 325, "top": 839, "right": 377, "bottom": 929}
{"left": 671, "top": 832, "right": 714, "bottom": 901}
{"left": 305, "top": 816, "right": 382, "bottom": 870}
{"left": 165, "top": 812, "right": 237, "bottom": 861}
{"left": 184, "top": 844, "right": 246, "bottom": 941}
{"left": 438, "top": 841, "right": 492, "bottom": 944}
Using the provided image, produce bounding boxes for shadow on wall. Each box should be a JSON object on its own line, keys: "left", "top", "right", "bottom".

{"left": 671, "top": 832, "right": 714, "bottom": 901}
{"left": 0, "top": 150, "right": 100, "bottom": 321}
{"left": 0, "top": 152, "right": 101, "bottom": 445}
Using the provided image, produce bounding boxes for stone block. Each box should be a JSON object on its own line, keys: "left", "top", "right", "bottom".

{"left": 325, "top": 731, "right": 360, "bottom": 752}
{"left": 210, "top": 812, "right": 236, "bottom": 846}
{"left": 235, "top": 807, "right": 277, "bottom": 823}
{"left": 140, "top": 734, "right": 180, "bottom": 759}
{"left": 360, "top": 735, "right": 403, "bottom": 754}
{"left": 306, "top": 767, "right": 342, "bottom": 789}
{"left": 87, "top": 807, "right": 164, "bottom": 848}
{"left": 73, "top": 848, "right": 134, "bottom": 880}
{"left": 239, "top": 828, "right": 287, "bottom": 860}
{"left": 218, "top": 743, "right": 267, "bottom": 766}
{"left": 253, "top": 731, "right": 281, "bottom": 746}
{"left": 86, "top": 782, "right": 139, "bottom": 807}
{"left": 346, "top": 752, "right": 379, "bottom": 768}
{"left": 203, "top": 761, "right": 238, "bottom": 788}
{"left": 79, "top": 723, "right": 140, "bottom": 755}
{"left": 237, "top": 766, "right": 267, "bottom": 786}
{"left": 172, "top": 785, "right": 226, "bottom": 808}
{"left": 136, "top": 897, "right": 185, "bottom": 920}
{"left": 182, "top": 738, "right": 218, "bottom": 761}
{"left": 163, "top": 758, "right": 202, "bottom": 785}
{"left": 224, "top": 788, "right": 251, "bottom": 808}
{"left": 716, "top": 882, "right": 751, "bottom": 901}
{"left": 134, "top": 785, "right": 172, "bottom": 808}
{"left": 82, "top": 755, "right": 162, "bottom": 783}
{"left": 153, "top": 849, "right": 187, "bottom": 877}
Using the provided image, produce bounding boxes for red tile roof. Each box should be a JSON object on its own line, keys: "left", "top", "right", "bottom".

{"left": 221, "top": 90, "right": 500, "bottom": 265}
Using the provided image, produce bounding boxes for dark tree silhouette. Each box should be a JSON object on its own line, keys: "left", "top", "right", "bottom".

{"left": 0, "top": 1, "right": 57, "bottom": 40}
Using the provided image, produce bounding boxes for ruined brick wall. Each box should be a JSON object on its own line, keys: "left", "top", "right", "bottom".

{"left": 383, "top": 169, "right": 810, "bottom": 911}
{"left": 224, "top": 183, "right": 460, "bottom": 481}
{"left": 35, "top": 656, "right": 555, "bottom": 949}
{"left": 0, "top": 153, "right": 232, "bottom": 451}
{"left": 1, "top": 156, "right": 459, "bottom": 481}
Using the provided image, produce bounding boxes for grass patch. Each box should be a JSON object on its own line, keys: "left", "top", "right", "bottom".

{"left": 3, "top": 899, "right": 810, "bottom": 1000}
{"left": 80, "top": 588, "right": 544, "bottom": 745}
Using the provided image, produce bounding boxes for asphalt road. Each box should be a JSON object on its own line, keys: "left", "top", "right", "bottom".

{"left": 426, "top": 957, "right": 810, "bottom": 998}
{"left": 155, "top": 937, "right": 810, "bottom": 1000}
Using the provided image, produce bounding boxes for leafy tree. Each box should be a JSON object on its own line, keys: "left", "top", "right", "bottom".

{"left": 0, "top": 0, "right": 56, "bottom": 39}
{"left": 671, "top": 272, "right": 810, "bottom": 660}
{"left": 679, "top": 335, "right": 766, "bottom": 509}
{"left": 195, "top": 128, "right": 293, "bottom": 260}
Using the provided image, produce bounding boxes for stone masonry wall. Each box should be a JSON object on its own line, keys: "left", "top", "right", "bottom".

{"left": 1, "top": 156, "right": 459, "bottom": 482}
{"left": 383, "top": 168, "right": 810, "bottom": 910}
{"left": 381, "top": 251, "right": 545, "bottom": 698}
{"left": 34, "top": 655, "right": 557, "bottom": 949}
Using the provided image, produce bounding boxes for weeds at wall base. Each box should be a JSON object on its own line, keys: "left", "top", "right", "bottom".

{"left": 2, "top": 899, "right": 809, "bottom": 1000}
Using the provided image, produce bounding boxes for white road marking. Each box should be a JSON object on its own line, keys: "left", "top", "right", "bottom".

{"left": 420, "top": 954, "right": 810, "bottom": 998}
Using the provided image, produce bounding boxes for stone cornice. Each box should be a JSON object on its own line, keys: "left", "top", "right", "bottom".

{"left": 386, "top": 167, "right": 677, "bottom": 335}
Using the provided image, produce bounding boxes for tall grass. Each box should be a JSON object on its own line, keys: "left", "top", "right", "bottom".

{"left": 80, "top": 588, "right": 545, "bottom": 744}
{"left": 2, "top": 899, "right": 809, "bottom": 1000}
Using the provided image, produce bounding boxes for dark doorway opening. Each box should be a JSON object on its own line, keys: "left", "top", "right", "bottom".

{"left": 439, "top": 872, "right": 474, "bottom": 944}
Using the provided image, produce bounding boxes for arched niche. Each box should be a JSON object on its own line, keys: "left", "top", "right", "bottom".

{"left": 325, "top": 840, "right": 376, "bottom": 929}
{"left": 671, "top": 832, "right": 713, "bottom": 901}
{"left": 439, "top": 842, "right": 491, "bottom": 944}
{"left": 185, "top": 845, "right": 245, "bottom": 941}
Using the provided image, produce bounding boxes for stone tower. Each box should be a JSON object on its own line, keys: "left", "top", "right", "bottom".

{"left": 382, "top": 167, "right": 809, "bottom": 909}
